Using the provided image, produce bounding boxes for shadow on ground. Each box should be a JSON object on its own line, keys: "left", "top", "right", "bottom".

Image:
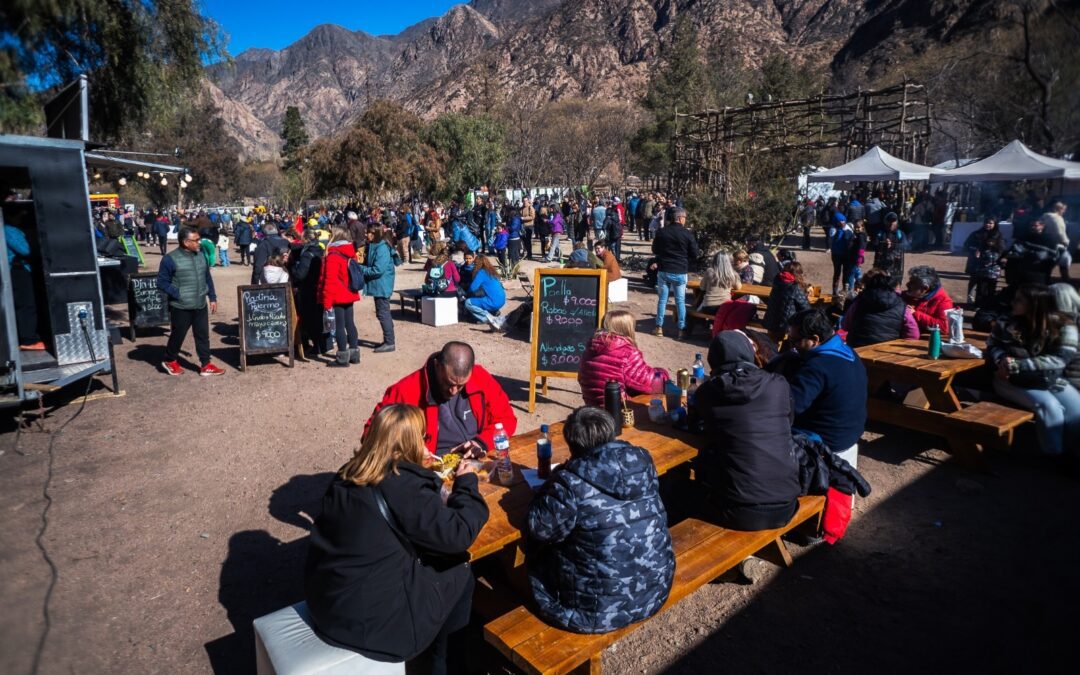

{"left": 660, "top": 444, "right": 1080, "bottom": 673}
{"left": 204, "top": 472, "right": 333, "bottom": 674}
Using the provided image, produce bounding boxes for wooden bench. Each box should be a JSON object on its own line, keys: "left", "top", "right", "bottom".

{"left": 484, "top": 495, "right": 826, "bottom": 675}
{"left": 394, "top": 289, "right": 424, "bottom": 318}
{"left": 867, "top": 398, "right": 1033, "bottom": 465}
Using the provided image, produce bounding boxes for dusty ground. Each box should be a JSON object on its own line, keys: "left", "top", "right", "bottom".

{"left": 1, "top": 234, "right": 1077, "bottom": 674}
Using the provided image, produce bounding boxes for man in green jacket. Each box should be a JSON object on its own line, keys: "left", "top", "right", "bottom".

{"left": 156, "top": 227, "right": 224, "bottom": 376}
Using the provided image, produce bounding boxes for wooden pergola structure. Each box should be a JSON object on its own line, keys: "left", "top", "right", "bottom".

{"left": 671, "top": 82, "right": 933, "bottom": 195}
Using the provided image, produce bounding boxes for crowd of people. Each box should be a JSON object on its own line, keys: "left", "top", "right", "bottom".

{"left": 103, "top": 180, "right": 1080, "bottom": 674}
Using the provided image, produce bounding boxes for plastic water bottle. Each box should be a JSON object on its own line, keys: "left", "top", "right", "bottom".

{"left": 692, "top": 353, "right": 706, "bottom": 380}
{"left": 928, "top": 326, "right": 942, "bottom": 360}
{"left": 493, "top": 423, "right": 512, "bottom": 485}
{"left": 536, "top": 424, "right": 551, "bottom": 479}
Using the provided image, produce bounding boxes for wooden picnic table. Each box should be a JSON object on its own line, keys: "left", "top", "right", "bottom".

{"left": 686, "top": 279, "right": 831, "bottom": 305}
{"left": 856, "top": 338, "right": 986, "bottom": 413}
{"left": 468, "top": 396, "right": 700, "bottom": 560}
{"left": 854, "top": 336, "right": 1031, "bottom": 465}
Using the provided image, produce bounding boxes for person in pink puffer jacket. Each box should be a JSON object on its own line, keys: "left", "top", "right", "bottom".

{"left": 578, "top": 310, "right": 670, "bottom": 407}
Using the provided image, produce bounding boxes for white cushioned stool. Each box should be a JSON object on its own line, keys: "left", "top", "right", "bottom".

{"left": 421, "top": 296, "right": 458, "bottom": 327}
{"left": 607, "top": 277, "right": 628, "bottom": 303}
{"left": 253, "top": 602, "right": 403, "bottom": 675}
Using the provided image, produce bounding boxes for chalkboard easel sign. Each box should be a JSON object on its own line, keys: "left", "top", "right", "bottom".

{"left": 237, "top": 283, "right": 295, "bottom": 371}
{"left": 127, "top": 272, "right": 170, "bottom": 341}
{"left": 121, "top": 234, "right": 145, "bottom": 266}
{"left": 529, "top": 268, "right": 607, "bottom": 412}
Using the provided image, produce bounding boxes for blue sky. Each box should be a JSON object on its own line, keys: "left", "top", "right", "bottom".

{"left": 203, "top": 0, "right": 462, "bottom": 55}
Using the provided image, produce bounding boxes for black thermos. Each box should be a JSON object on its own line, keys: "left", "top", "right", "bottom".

{"left": 605, "top": 380, "right": 623, "bottom": 435}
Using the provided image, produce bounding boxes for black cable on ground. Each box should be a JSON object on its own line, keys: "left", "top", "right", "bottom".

{"left": 29, "top": 376, "right": 93, "bottom": 675}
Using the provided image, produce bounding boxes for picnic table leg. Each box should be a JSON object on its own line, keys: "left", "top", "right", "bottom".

{"left": 921, "top": 376, "right": 962, "bottom": 413}
{"left": 757, "top": 536, "right": 795, "bottom": 568}
{"left": 568, "top": 654, "right": 602, "bottom": 675}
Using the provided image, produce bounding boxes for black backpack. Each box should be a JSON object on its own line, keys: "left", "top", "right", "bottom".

{"left": 333, "top": 249, "right": 364, "bottom": 293}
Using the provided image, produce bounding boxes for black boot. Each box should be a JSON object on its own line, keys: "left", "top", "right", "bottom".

{"left": 374, "top": 343, "right": 396, "bottom": 354}
{"left": 349, "top": 348, "right": 360, "bottom": 364}
{"left": 332, "top": 350, "right": 350, "bottom": 367}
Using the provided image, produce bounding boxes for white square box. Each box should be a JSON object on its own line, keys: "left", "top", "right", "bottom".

{"left": 608, "top": 277, "right": 628, "bottom": 303}
{"left": 422, "top": 295, "right": 458, "bottom": 327}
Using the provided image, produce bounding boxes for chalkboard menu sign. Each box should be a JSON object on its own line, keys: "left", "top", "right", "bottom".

{"left": 237, "top": 284, "right": 295, "bottom": 371}
{"left": 127, "top": 272, "right": 169, "bottom": 340}
{"left": 121, "top": 234, "right": 145, "bottom": 265}
{"left": 529, "top": 268, "right": 607, "bottom": 412}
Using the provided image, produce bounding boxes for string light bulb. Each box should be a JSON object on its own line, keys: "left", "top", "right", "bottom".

{"left": 160, "top": 177, "right": 168, "bottom": 186}
{"left": 118, "top": 177, "right": 127, "bottom": 186}
{"left": 184, "top": 173, "right": 193, "bottom": 183}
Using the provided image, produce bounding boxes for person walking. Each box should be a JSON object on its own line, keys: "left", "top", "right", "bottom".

{"left": 650, "top": 207, "right": 700, "bottom": 339}
{"left": 233, "top": 217, "right": 253, "bottom": 266}
{"left": 152, "top": 214, "right": 170, "bottom": 257}
{"left": 521, "top": 198, "right": 535, "bottom": 260}
{"left": 360, "top": 223, "right": 398, "bottom": 354}
{"left": 156, "top": 227, "right": 224, "bottom": 377}
{"left": 319, "top": 228, "right": 361, "bottom": 367}
{"left": 544, "top": 210, "right": 565, "bottom": 263}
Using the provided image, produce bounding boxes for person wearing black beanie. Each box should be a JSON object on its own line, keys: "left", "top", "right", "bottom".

{"left": 692, "top": 330, "right": 801, "bottom": 531}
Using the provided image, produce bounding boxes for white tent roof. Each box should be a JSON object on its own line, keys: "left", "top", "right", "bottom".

{"left": 807, "top": 146, "right": 934, "bottom": 183}
{"left": 929, "top": 140, "right": 1080, "bottom": 183}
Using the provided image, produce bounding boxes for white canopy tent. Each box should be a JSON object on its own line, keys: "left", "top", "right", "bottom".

{"left": 806, "top": 146, "right": 934, "bottom": 183}
{"left": 929, "top": 140, "right": 1080, "bottom": 183}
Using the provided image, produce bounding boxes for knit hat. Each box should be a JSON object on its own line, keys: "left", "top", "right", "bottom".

{"left": 707, "top": 331, "right": 757, "bottom": 374}
{"left": 884, "top": 211, "right": 898, "bottom": 222}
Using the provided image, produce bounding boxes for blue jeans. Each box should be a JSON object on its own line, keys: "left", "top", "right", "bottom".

{"left": 464, "top": 298, "right": 498, "bottom": 325}
{"left": 655, "top": 271, "right": 688, "bottom": 329}
{"left": 544, "top": 233, "right": 563, "bottom": 261}
{"left": 994, "top": 378, "right": 1080, "bottom": 456}
{"left": 219, "top": 248, "right": 230, "bottom": 267}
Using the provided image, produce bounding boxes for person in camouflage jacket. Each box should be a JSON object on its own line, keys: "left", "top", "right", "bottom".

{"left": 526, "top": 407, "right": 674, "bottom": 634}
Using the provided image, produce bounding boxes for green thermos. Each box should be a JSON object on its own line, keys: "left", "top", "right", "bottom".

{"left": 928, "top": 326, "right": 942, "bottom": 360}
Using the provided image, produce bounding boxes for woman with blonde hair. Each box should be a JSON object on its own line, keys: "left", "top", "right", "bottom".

{"left": 697, "top": 251, "right": 743, "bottom": 314}
{"left": 578, "top": 310, "right": 670, "bottom": 406}
{"left": 305, "top": 404, "right": 488, "bottom": 672}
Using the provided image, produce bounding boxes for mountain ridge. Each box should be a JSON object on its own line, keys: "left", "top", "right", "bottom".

{"left": 207, "top": 0, "right": 1014, "bottom": 161}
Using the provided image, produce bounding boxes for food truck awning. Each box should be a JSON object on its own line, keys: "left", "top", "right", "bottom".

{"left": 85, "top": 152, "right": 189, "bottom": 175}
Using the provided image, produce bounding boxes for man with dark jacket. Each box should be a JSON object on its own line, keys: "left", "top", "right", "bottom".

{"left": 746, "top": 235, "right": 780, "bottom": 286}
{"left": 785, "top": 309, "right": 867, "bottom": 465}
{"left": 251, "top": 223, "right": 290, "bottom": 284}
{"left": 233, "top": 218, "right": 253, "bottom": 265}
{"left": 650, "top": 207, "right": 700, "bottom": 338}
{"left": 152, "top": 215, "right": 171, "bottom": 257}
{"left": 527, "top": 407, "right": 674, "bottom": 634}
{"left": 157, "top": 227, "right": 224, "bottom": 377}
{"left": 693, "top": 331, "right": 801, "bottom": 531}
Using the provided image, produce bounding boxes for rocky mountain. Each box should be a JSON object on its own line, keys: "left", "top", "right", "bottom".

{"left": 207, "top": 0, "right": 1017, "bottom": 160}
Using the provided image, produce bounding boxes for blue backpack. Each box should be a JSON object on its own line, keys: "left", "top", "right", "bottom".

{"left": 333, "top": 249, "right": 365, "bottom": 293}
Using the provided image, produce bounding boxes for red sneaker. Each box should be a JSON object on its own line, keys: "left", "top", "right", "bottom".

{"left": 199, "top": 363, "right": 225, "bottom": 377}
{"left": 19, "top": 341, "right": 47, "bottom": 351}
{"left": 162, "top": 360, "right": 183, "bottom": 376}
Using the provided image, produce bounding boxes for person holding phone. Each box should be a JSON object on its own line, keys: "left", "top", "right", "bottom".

{"left": 364, "top": 341, "right": 517, "bottom": 456}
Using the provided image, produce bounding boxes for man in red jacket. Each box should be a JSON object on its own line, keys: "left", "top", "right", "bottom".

{"left": 364, "top": 341, "right": 517, "bottom": 456}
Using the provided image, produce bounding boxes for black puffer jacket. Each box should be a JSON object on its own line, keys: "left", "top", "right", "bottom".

{"left": 527, "top": 441, "right": 674, "bottom": 634}
{"left": 304, "top": 464, "right": 488, "bottom": 662}
{"left": 694, "top": 364, "right": 801, "bottom": 507}
{"left": 762, "top": 275, "right": 812, "bottom": 333}
{"left": 845, "top": 287, "right": 908, "bottom": 348}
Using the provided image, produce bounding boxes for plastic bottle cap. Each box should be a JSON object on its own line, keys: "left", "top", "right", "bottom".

{"left": 495, "top": 423, "right": 504, "bottom": 430}
{"left": 695, "top": 353, "right": 702, "bottom": 359}
{"left": 540, "top": 424, "right": 549, "bottom": 432}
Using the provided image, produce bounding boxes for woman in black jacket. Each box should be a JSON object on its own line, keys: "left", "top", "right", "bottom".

{"left": 693, "top": 331, "right": 801, "bottom": 530}
{"left": 291, "top": 229, "right": 326, "bottom": 355}
{"left": 963, "top": 217, "right": 1004, "bottom": 303}
{"left": 304, "top": 404, "right": 488, "bottom": 673}
{"left": 762, "top": 261, "right": 812, "bottom": 344}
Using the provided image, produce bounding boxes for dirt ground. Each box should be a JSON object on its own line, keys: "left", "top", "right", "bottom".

{"left": 1, "top": 233, "right": 1077, "bottom": 674}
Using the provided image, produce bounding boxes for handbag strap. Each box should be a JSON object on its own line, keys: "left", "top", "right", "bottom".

{"left": 372, "top": 486, "right": 419, "bottom": 560}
